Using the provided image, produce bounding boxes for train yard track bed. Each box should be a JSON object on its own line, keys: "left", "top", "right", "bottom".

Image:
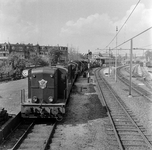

{"left": 0, "top": 69, "right": 111, "bottom": 149}
{"left": 102, "top": 67, "right": 152, "bottom": 149}
{"left": 0, "top": 113, "right": 21, "bottom": 144}
{"left": 2, "top": 66, "right": 152, "bottom": 149}
{"left": 49, "top": 71, "right": 110, "bottom": 150}
{"left": 123, "top": 66, "right": 152, "bottom": 93}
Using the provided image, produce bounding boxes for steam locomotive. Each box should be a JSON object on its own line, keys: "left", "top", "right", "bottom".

{"left": 21, "top": 61, "right": 86, "bottom": 121}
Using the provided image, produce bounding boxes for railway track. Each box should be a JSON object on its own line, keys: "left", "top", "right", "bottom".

{"left": 118, "top": 66, "right": 152, "bottom": 101}
{"left": 0, "top": 120, "right": 57, "bottom": 150}
{"left": 95, "top": 68, "right": 152, "bottom": 150}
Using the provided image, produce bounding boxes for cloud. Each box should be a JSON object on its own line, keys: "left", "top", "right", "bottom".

{"left": 115, "top": 3, "right": 152, "bottom": 48}
{"left": 117, "top": 3, "right": 152, "bottom": 33}
{"left": 0, "top": 0, "right": 39, "bottom": 43}
{"left": 0, "top": 0, "right": 151, "bottom": 52}
{"left": 60, "top": 3, "right": 152, "bottom": 49}
{"left": 61, "top": 13, "right": 115, "bottom": 37}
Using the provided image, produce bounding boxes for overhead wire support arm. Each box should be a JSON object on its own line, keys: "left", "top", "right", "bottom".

{"left": 111, "top": 26, "right": 152, "bottom": 50}
{"left": 104, "top": 0, "right": 141, "bottom": 49}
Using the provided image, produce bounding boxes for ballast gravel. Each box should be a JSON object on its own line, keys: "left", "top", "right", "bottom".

{"left": 1, "top": 67, "right": 152, "bottom": 150}
{"left": 50, "top": 75, "right": 110, "bottom": 150}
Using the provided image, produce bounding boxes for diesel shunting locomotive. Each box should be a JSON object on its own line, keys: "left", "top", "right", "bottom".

{"left": 21, "top": 61, "right": 86, "bottom": 121}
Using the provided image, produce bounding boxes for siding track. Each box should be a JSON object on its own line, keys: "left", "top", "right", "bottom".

{"left": 0, "top": 120, "right": 57, "bottom": 150}
{"left": 118, "top": 66, "right": 152, "bottom": 101}
{"left": 95, "top": 68, "right": 152, "bottom": 150}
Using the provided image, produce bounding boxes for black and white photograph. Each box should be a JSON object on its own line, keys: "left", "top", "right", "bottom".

{"left": 0, "top": 0, "right": 152, "bottom": 149}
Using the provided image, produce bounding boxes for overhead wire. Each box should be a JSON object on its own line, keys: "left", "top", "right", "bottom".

{"left": 104, "top": 0, "right": 141, "bottom": 49}
{"left": 111, "top": 26, "right": 152, "bottom": 50}
{"left": 141, "top": 44, "right": 152, "bottom": 48}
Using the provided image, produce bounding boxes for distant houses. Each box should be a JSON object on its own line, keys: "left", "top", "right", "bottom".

{"left": 0, "top": 43, "right": 10, "bottom": 60}
{"left": 0, "top": 43, "right": 68, "bottom": 62}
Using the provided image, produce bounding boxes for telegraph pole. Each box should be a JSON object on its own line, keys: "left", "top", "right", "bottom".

{"left": 129, "top": 39, "right": 133, "bottom": 96}
{"left": 87, "top": 50, "right": 90, "bottom": 83}
{"left": 115, "top": 26, "right": 118, "bottom": 82}
{"left": 109, "top": 47, "right": 111, "bottom": 75}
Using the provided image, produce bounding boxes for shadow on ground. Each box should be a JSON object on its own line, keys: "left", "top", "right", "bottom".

{"left": 61, "top": 82, "right": 108, "bottom": 125}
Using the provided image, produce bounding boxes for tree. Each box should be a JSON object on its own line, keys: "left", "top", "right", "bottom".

{"left": 68, "top": 47, "right": 83, "bottom": 61}
{"left": 29, "top": 55, "right": 49, "bottom": 67}
{"left": 38, "top": 56, "right": 49, "bottom": 66}
{"left": 145, "top": 50, "right": 152, "bottom": 61}
{"left": 8, "top": 53, "right": 25, "bottom": 70}
{"left": 48, "top": 48, "right": 63, "bottom": 65}
{"left": 79, "top": 53, "right": 86, "bottom": 59}
{"left": 99, "top": 53, "right": 103, "bottom": 57}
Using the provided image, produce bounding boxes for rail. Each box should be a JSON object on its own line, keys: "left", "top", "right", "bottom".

{"left": 95, "top": 67, "right": 152, "bottom": 149}
{"left": 10, "top": 121, "right": 57, "bottom": 150}
{"left": 117, "top": 65, "right": 152, "bottom": 101}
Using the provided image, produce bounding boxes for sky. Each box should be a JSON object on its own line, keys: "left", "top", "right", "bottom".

{"left": 0, "top": 0, "right": 152, "bottom": 56}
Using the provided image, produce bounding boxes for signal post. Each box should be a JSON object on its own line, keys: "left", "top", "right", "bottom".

{"left": 87, "top": 50, "right": 92, "bottom": 83}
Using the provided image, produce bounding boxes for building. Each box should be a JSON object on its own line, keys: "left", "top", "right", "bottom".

{"left": 0, "top": 43, "right": 68, "bottom": 64}
{"left": 10, "top": 43, "right": 27, "bottom": 59}
{"left": 0, "top": 43, "right": 11, "bottom": 60}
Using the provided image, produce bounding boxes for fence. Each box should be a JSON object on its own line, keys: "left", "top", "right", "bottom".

{"left": 0, "top": 65, "right": 43, "bottom": 82}
{"left": 0, "top": 72, "right": 12, "bottom": 81}
{"left": 0, "top": 71, "right": 22, "bottom": 82}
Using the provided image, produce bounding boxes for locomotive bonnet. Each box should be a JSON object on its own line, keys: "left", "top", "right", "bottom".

{"left": 21, "top": 66, "right": 68, "bottom": 120}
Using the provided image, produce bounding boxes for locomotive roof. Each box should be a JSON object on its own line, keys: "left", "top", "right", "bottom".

{"left": 56, "top": 65, "right": 68, "bottom": 72}
{"left": 31, "top": 67, "right": 58, "bottom": 74}
{"left": 31, "top": 66, "right": 68, "bottom": 74}
{"left": 69, "top": 61, "right": 78, "bottom": 66}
